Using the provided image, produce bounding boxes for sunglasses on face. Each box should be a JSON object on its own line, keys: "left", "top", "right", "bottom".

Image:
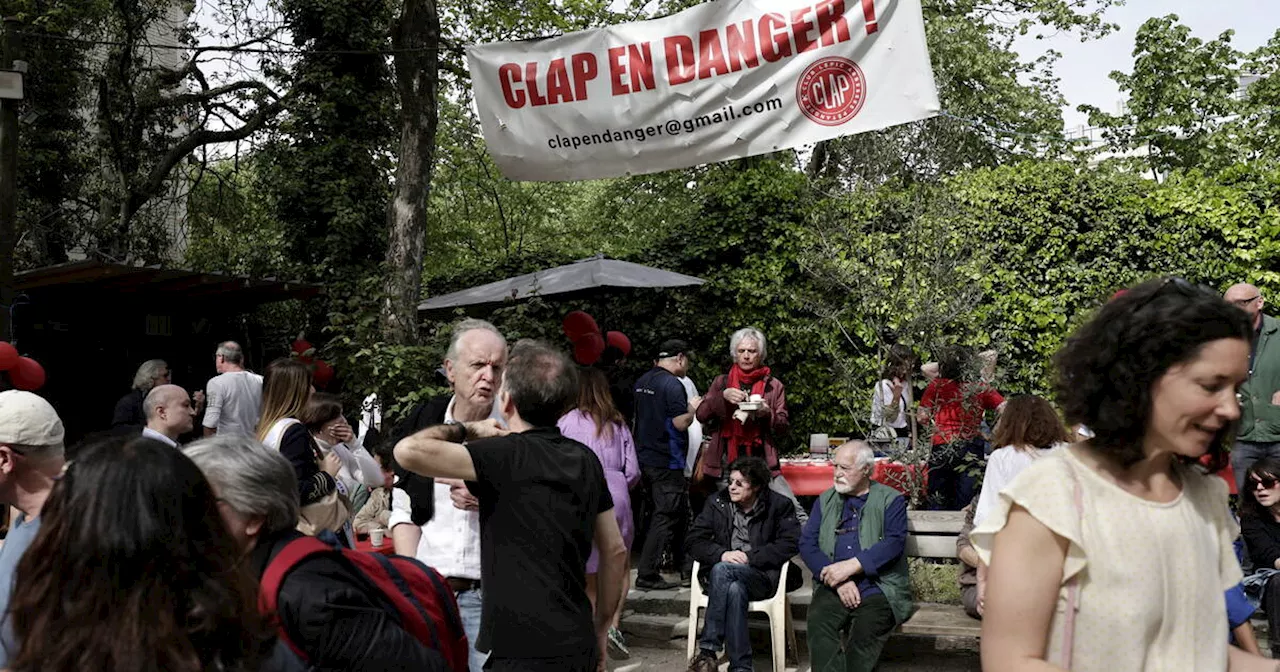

{"left": 1251, "top": 476, "right": 1279, "bottom": 490}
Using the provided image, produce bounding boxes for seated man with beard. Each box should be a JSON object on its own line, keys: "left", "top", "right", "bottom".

{"left": 798, "top": 441, "right": 915, "bottom": 672}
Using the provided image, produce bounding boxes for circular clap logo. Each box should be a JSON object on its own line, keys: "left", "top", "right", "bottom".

{"left": 796, "top": 57, "right": 867, "bottom": 126}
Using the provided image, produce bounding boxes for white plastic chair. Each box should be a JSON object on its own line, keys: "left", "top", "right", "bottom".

{"left": 686, "top": 560, "right": 798, "bottom": 672}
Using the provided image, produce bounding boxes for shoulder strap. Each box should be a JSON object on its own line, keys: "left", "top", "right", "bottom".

{"left": 265, "top": 418, "right": 302, "bottom": 451}
{"left": 1058, "top": 460, "right": 1085, "bottom": 671}
{"left": 259, "top": 536, "right": 334, "bottom": 663}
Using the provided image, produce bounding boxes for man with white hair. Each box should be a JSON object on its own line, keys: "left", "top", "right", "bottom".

{"left": 1225, "top": 283, "right": 1280, "bottom": 491}
{"left": 386, "top": 318, "right": 507, "bottom": 672}
{"left": 798, "top": 441, "right": 914, "bottom": 672}
{"left": 394, "top": 340, "right": 626, "bottom": 672}
{"left": 141, "top": 384, "right": 196, "bottom": 447}
{"left": 202, "top": 341, "right": 263, "bottom": 437}
{"left": 112, "top": 359, "right": 170, "bottom": 428}
{"left": 0, "top": 391, "right": 65, "bottom": 667}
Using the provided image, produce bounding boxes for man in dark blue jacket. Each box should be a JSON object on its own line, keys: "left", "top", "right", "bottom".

{"left": 633, "top": 339, "right": 700, "bottom": 590}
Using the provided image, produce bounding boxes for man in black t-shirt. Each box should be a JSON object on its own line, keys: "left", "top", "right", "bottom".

{"left": 394, "top": 341, "right": 627, "bottom": 672}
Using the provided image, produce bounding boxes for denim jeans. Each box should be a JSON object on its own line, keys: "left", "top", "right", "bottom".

{"left": 1231, "top": 440, "right": 1280, "bottom": 493}
{"left": 698, "top": 562, "right": 775, "bottom": 672}
{"left": 457, "top": 587, "right": 487, "bottom": 672}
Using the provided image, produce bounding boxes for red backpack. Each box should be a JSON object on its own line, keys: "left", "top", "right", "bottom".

{"left": 259, "top": 536, "right": 469, "bottom": 671}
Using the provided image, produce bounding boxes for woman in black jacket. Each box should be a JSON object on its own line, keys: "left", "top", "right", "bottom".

{"left": 185, "top": 435, "right": 449, "bottom": 671}
{"left": 1241, "top": 457, "right": 1280, "bottom": 658}
{"left": 684, "top": 456, "right": 799, "bottom": 672}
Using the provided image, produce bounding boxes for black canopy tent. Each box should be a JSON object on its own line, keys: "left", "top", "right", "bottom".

{"left": 13, "top": 260, "right": 321, "bottom": 444}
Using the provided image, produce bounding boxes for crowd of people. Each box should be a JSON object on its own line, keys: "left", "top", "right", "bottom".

{"left": 0, "top": 276, "right": 1278, "bottom": 671}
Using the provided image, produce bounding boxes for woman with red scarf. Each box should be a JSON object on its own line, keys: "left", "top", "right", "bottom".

{"left": 695, "top": 328, "right": 805, "bottom": 522}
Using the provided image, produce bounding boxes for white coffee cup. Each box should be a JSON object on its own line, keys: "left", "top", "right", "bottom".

{"left": 370, "top": 527, "right": 385, "bottom": 547}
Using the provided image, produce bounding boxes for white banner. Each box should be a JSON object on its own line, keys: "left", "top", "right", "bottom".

{"left": 465, "top": 0, "right": 940, "bottom": 181}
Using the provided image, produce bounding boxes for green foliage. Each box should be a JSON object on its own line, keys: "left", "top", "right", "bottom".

{"left": 7, "top": 0, "right": 108, "bottom": 267}
{"left": 1231, "top": 34, "right": 1280, "bottom": 162}
{"left": 325, "top": 276, "right": 443, "bottom": 422}
{"left": 909, "top": 558, "right": 962, "bottom": 605}
{"left": 811, "top": 0, "right": 1118, "bottom": 185}
{"left": 798, "top": 160, "right": 1280, "bottom": 433}
{"left": 1080, "top": 15, "right": 1245, "bottom": 179}
{"left": 184, "top": 160, "right": 298, "bottom": 277}
{"left": 258, "top": 0, "right": 396, "bottom": 278}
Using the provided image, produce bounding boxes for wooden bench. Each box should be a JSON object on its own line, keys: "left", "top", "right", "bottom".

{"left": 906, "top": 509, "right": 965, "bottom": 559}
{"left": 896, "top": 510, "right": 981, "bottom": 647}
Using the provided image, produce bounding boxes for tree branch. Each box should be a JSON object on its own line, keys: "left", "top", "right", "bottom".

{"left": 134, "top": 96, "right": 287, "bottom": 215}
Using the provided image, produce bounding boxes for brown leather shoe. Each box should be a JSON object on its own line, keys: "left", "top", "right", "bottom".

{"left": 687, "top": 650, "right": 717, "bottom": 672}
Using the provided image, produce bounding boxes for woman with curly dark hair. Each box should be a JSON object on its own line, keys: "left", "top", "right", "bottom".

{"left": 972, "top": 277, "right": 1272, "bottom": 672}
{"left": 6, "top": 436, "right": 299, "bottom": 672}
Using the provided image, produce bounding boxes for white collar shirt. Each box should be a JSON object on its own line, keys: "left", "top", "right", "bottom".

{"left": 387, "top": 395, "right": 504, "bottom": 580}
{"left": 141, "top": 426, "right": 178, "bottom": 447}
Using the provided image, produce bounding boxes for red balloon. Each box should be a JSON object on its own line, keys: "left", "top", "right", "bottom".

{"left": 561, "top": 311, "right": 600, "bottom": 341}
{"left": 573, "top": 332, "right": 606, "bottom": 366}
{"left": 9, "top": 357, "right": 45, "bottom": 391}
{"left": 312, "top": 360, "right": 335, "bottom": 389}
{"left": 0, "top": 342, "right": 18, "bottom": 371}
{"left": 605, "top": 331, "right": 631, "bottom": 358}
{"left": 292, "top": 339, "right": 315, "bottom": 356}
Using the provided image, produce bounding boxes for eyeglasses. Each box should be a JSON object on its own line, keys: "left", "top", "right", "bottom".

{"left": 1232, "top": 295, "right": 1261, "bottom": 307}
{"left": 1251, "top": 476, "right": 1279, "bottom": 490}
{"left": 727, "top": 478, "right": 751, "bottom": 488}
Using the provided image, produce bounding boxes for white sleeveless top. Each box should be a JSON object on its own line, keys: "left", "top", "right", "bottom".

{"left": 971, "top": 448, "right": 1240, "bottom": 672}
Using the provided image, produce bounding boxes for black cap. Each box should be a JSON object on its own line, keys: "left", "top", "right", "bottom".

{"left": 656, "top": 339, "right": 688, "bottom": 359}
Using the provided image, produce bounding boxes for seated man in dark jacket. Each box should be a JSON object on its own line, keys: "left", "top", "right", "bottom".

{"left": 183, "top": 435, "right": 448, "bottom": 671}
{"left": 685, "top": 456, "right": 799, "bottom": 672}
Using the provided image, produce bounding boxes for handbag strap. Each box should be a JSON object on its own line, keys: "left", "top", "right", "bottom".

{"left": 1059, "top": 461, "right": 1085, "bottom": 670}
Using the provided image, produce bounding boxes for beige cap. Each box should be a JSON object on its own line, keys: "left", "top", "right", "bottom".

{"left": 0, "top": 390, "right": 64, "bottom": 449}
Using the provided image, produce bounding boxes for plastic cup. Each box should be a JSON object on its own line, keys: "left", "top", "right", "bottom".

{"left": 370, "top": 527, "right": 385, "bottom": 547}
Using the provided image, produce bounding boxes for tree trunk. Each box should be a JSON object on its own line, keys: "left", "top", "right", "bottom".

{"left": 381, "top": 0, "right": 439, "bottom": 345}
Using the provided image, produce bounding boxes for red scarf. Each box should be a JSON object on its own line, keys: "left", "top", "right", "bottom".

{"left": 724, "top": 364, "right": 772, "bottom": 463}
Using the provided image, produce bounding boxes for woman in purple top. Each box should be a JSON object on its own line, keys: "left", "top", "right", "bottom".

{"left": 558, "top": 367, "right": 641, "bottom": 660}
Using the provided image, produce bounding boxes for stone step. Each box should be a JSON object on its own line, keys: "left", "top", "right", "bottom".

{"left": 627, "top": 585, "right": 815, "bottom": 620}
{"left": 621, "top": 613, "right": 689, "bottom": 643}
{"left": 620, "top": 602, "right": 980, "bottom": 656}
{"left": 627, "top": 584, "right": 978, "bottom": 634}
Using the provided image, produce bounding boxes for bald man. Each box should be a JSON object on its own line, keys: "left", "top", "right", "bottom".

{"left": 142, "top": 384, "right": 196, "bottom": 447}
{"left": 1226, "top": 283, "right": 1280, "bottom": 491}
